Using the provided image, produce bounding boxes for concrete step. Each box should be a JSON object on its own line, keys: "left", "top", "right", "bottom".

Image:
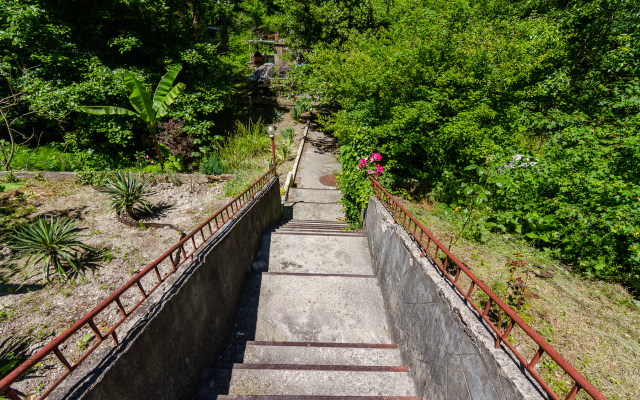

{"left": 207, "top": 367, "right": 417, "bottom": 397}
{"left": 230, "top": 274, "right": 391, "bottom": 343}
{"left": 256, "top": 233, "right": 373, "bottom": 275}
{"left": 271, "top": 220, "right": 362, "bottom": 236}
{"left": 201, "top": 396, "right": 421, "bottom": 400}
{"left": 288, "top": 188, "right": 342, "bottom": 203}
{"left": 219, "top": 341, "right": 403, "bottom": 366}
{"left": 283, "top": 203, "right": 344, "bottom": 221}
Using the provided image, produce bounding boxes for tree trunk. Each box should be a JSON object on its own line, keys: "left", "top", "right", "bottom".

{"left": 0, "top": 108, "right": 16, "bottom": 171}
{"left": 149, "top": 123, "right": 165, "bottom": 170}
{"left": 126, "top": 206, "right": 137, "bottom": 221}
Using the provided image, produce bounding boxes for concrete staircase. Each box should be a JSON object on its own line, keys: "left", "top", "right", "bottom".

{"left": 193, "top": 125, "right": 418, "bottom": 400}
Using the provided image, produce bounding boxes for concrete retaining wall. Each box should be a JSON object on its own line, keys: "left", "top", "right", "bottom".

{"left": 49, "top": 176, "right": 282, "bottom": 400}
{"left": 363, "top": 197, "right": 548, "bottom": 400}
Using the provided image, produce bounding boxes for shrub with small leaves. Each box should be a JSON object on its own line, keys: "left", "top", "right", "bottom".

{"left": 200, "top": 153, "right": 226, "bottom": 175}
{"left": 10, "top": 216, "right": 93, "bottom": 283}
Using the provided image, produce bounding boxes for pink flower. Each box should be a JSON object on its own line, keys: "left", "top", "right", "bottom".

{"left": 374, "top": 172, "right": 381, "bottom": 177}
{"left": 371, "top": 152, "right": 382, "bottom": 162}
{"left": 356, "top": 165, "right": 361, "bottom": 171}
{"left": 146, "top": 155, "right": 149, "bottom": 159}
{"left": 376, "top": 164, "right": 384, "bottom": 173}
{"left": 367, "top": 170, "right": 373, "bottom": 175}
{"left": 151, "top": 161, "right": 154, "bottom": 164}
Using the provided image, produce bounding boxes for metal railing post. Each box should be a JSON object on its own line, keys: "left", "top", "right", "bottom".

{"left": 268, "top": 126, "right": 276, "bottom": 175}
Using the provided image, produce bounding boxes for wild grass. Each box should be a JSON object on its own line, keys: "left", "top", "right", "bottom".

{"left": 219, "top": 118, "right": 271, "bottom": 172}
{"left": 404, "top": 200, "right": 640, "bottom": 400}
{"left": 223, "top": 166, "right": 265, "bottom": 197}
{"left": 4, "top": 144, "right": 74, "bottom": 172}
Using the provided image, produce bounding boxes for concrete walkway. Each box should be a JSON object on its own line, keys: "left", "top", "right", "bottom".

{"left": 194, "top": 125, "right": 418, "bottom": 399}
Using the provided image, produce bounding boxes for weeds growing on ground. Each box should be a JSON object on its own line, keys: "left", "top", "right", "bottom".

{"left": 219, "top": 119, "right": 270, "bottom": 172}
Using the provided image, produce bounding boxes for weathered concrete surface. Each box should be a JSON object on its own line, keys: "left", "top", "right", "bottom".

{"left": 294, "top": 126, "right": 340, "bottom": 189}
{"left": 256, "top": 233, "right": 373, "bottom": 274}
{"left": 0, "top": 171, "right": 227, "bottom": 184}
{"left": 287, "top": 187, "right": 342, "bottom": 203}
{"left": 237, "top": 344, "right": 404, "bottom": 365}
{"left": 283, "top": 202, "right": 344, "bottom": 220}
{"left": 193, "top": 124, "right": 417, "bottom": 399}
{"left": 364, "top": 197, "right": 550, "bottom": 400}
{"left": 220, "top": 369, "right": 417, "bottom": 396}
{"left": 49, "top": 176, "right": 282, "bottom": 400}
{"left": 250, "top": 273, "right": 391, "bottom": 343}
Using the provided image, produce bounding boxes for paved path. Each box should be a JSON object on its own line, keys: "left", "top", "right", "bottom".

{"left": 193, "top": 125, "right": 418, "bottom": 399}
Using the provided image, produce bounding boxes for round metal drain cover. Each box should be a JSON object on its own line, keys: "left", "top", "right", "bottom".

{"left": 319, "top": 174, "right": 337, "bottom": 187}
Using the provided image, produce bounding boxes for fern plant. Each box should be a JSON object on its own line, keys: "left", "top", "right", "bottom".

{"left": 99, "top": 172, "right": 156, "bottom": 220}
{"left": 10, "top": 216, "right": 93, "bottom": 282}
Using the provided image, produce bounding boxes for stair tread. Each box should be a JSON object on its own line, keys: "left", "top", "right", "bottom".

{"left": 204, "top": 369, "right": 417, "bottom": 397}
{"left": 256, "top": 234, "right": 372, "bottom": 275}
{"left": 230, "top": 274, "right": 390, "bottom": 344}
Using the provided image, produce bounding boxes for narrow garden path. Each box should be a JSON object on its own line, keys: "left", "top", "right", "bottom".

{"left": 193, "top": 125, "right": 419, "bottom": 398}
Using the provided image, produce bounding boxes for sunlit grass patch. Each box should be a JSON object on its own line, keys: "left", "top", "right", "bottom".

{"left": 6, "top": 144, "right": 74, "bottom": 172}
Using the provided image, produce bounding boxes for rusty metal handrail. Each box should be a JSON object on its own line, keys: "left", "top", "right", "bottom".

{"left": 0, "top": 167, "right": 277, "bottom": 400}
{"left": 369, "top": 177, "right": 607, "bottom": 400}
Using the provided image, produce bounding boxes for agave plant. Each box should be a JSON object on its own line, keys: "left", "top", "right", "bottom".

{"left": 10, "top": 216, "right": 93, "bottom": 283}
{"left": 80, "top": 65, "right": 186, "bottom": 170}
{"left": 99, "top": 172, "right": 156, "bottom": 220}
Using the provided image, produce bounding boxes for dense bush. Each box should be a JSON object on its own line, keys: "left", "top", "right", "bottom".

{"left": 282, "top": 0, "right": 640, "bottom": 288}
{"left": 0, "top": 0, "right": 254, "bottom": 171}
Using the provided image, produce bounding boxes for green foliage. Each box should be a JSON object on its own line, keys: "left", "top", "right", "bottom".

{"left": 9, "top": 216, "right": 93, "bottom": 283}
{"left": 290, "top": 103, "right": 302, "bottom": 123}
{"left": 76, "top": 333, "right": 93, "bottom": 351}
{"left": 0, "top": 0, "right": 253, "bottom": 168}
{"left": 483, "top": 256, "right": 537, "bottom": 329}
{"left": 270, "top": 0, "right": 388, "bottom": 48}
{"left": 0, "top": 335, "right": 29, "bottom": 379}
{"left": 3, "top": 143, "right": 74, "bottom": 172}
{"left": 80, "top": 65, "right": 186, "bottom": 170}
{"left": 223, "top": 166, "right": 263, "bottom": 197}
{"left": 200, "top": 153, "right": 226, "bottom": 175}
{"left": 279, "top": 126, "right": 295, "bottom": 143}
{"left": 2, "top": 171, "right": 17, "bottom": 183}
{"left": 0, "top": 183, "right": 23, "bottom": 193}
{"left": 99, "top": 172, "right": 156, "bottom": 220}
{"left": 219, "top": 119, "right": 270, "bottom": 171}
{"left": 289, "top": 0, "right": 640, "bottom": 288}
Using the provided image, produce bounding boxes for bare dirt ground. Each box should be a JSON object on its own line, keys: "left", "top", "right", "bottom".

{"left": 0, "top": 101, "right": 308, "bottom": 398}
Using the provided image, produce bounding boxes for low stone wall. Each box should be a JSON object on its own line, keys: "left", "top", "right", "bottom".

{"left": 364, "top": 197, "right": 548, "bottom": 400}
{"left": 49, "top": 176, "right": 282, "bottom": 400}
{"left": 0, "top": 171, "right": 234, "bottom": 184}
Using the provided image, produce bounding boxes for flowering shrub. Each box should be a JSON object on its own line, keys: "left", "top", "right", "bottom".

{"left": 357, "top": 153, "right": 385, "bottom": 178}
{"left": 340, "top": 145, "right": 388, "bottom": 225}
